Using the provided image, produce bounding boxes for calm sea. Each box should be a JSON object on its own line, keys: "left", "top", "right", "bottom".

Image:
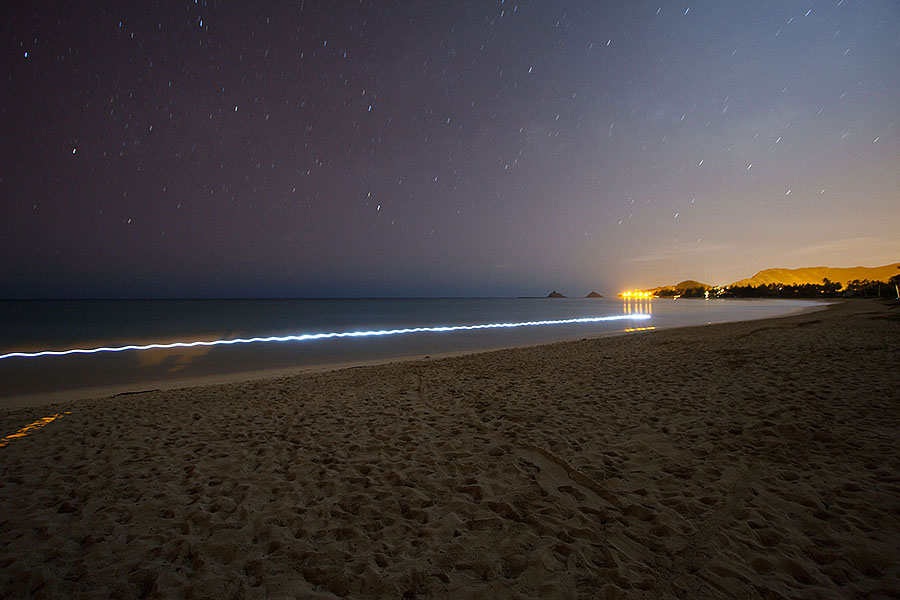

{"left": 0, "top": 297, "right": 823, "bottom": 401}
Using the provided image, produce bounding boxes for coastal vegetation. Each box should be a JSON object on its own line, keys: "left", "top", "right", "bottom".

{"left": 655, "top": 276, "right": 899, "bottom": 299}
{"left": 719, "top": 280, "right": 842, "bottom": 298}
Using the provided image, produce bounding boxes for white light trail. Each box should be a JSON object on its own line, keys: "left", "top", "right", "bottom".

{"left": 0, "top": 314, "right": 651, "bottom": 361}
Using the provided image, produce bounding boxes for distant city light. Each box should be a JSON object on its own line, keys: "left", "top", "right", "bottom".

{"left": 0, "top": 314, "right": 652, "bottom": 361}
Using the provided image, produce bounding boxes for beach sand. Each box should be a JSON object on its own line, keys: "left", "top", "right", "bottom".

{"left": 1, "top": 299, "right": 898, "bottom": 599}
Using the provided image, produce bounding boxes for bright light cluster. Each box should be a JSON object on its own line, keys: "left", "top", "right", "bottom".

{"left": 0, "top": 314, "right": 651, "bottom": 361}
{"left": 620, "top": 290, "right": 653, "bottom": 299}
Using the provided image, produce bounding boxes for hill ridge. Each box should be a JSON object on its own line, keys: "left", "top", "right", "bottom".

{"left": 729, "top": 262, "right": 900, "bottom": 288}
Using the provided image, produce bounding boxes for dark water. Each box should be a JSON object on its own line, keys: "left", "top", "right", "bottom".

{"left": 0, "top": 297, "right": 822, "bottom": 400}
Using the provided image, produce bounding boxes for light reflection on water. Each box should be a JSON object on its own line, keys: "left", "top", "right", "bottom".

{"left": 623, "top": 298, "right": 652, "bottom": 315}
{"left": 135, "top": 331, "right": 228, "bottom": 372}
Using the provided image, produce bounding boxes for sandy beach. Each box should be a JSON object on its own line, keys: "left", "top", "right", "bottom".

{"left": 1, "top": 299, "right": 898, "bottom": 599}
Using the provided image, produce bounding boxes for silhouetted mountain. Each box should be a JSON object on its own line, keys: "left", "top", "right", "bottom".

{"left": 645, "top": 280, "right": 711, "bottom": 296}
{"left": 671, "top": 280, "right": 710, "bottom": 291}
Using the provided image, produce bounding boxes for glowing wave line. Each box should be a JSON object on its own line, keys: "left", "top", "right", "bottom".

{"left": 0, "top": 314, "right": 651, "bottom": 361}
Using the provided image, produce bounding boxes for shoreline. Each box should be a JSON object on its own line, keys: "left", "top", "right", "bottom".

{"left": 0, "top": 299, "right": 830, "bottom": 410}
{"left": 1, "top": 298, "right": 897, "bottom": 598}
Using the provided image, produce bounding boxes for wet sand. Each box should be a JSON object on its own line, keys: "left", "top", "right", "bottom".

{"left": 1, "top": 299, "right": 898, "bottom": 599}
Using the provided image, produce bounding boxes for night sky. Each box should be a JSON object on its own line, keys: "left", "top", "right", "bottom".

{"left": 3, "top": 1, "right": 898, "bottom": 298}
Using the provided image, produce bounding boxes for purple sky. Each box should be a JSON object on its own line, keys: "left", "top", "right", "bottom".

{"left": 3, "top": 1, "right": 898, "bottom": 298}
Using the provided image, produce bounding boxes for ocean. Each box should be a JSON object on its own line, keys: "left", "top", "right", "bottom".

{"left": 0, "top": 297, "right": 823, "bottom": 401}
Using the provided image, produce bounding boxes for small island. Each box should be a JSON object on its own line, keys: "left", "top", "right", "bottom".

{"left": 547, "top": 291, "right": 566, "bottom": 298}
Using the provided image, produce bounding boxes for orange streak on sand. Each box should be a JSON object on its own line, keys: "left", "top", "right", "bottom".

{"left": 624, "top": 326, "right": 656, "bottom": 333}
{"left": 0, "top": 412, "right": 71, "bottom": 448}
